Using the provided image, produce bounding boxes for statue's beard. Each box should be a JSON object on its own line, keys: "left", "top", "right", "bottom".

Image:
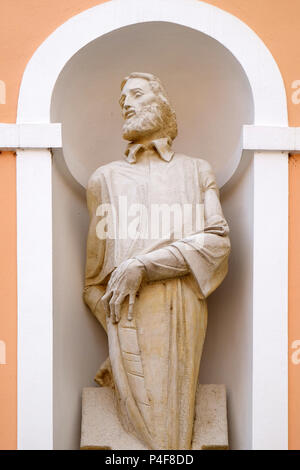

{"left": 122, "top": 103, "right": 165, "bottom": 142}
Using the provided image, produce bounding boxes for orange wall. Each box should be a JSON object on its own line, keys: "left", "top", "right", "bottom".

{"left": 288, "top": 156, "right": 300, "bottom": 449}
{"left": 0, "top": 151, "right": 17, "bottom": 450}
{"left": 0, "top": 0, "right": 299, "bottom": 449}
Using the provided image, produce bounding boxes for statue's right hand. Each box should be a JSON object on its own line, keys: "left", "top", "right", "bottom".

{"left": 101, "top": 259, "right": 145, "bottom": 323}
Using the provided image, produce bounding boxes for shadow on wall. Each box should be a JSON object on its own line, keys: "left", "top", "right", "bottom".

{"left": 52, "top": 148, "right": 108, "bottom": 450}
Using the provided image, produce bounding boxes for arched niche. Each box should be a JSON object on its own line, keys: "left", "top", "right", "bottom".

{"left": 51, "top": 22, "right": 254, "bottom": 189}
{"left": 50, "top": 20, "right": 254, "bottom": 450}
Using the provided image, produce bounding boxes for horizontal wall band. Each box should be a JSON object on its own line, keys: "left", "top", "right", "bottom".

{"left": 1, "top": 123, "right": 300, "bottom": 152}
{"left": 0, "top": 123, "right": 61, "bottom": 149}
{"left": 244, "top": 125, "right": 300, "bottom": 152}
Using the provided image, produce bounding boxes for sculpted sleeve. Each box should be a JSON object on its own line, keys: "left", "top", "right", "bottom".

{"left": 83, "top": 173, "right": 107, "bottom": 330}
{"left": 135, "top": 245, "right": 189, "bottom": 282}
{"left": 134, "top": 160, "right": 230, "bottom": 296}
{"left": 171, "top": 160, "right": 230, "bottom": 298}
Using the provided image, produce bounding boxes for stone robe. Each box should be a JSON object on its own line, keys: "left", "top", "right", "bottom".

{"left": 83, "top": 140, "right": 230, "bottom": 449}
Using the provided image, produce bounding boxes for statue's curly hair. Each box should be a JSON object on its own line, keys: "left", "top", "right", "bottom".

{"left": 121, "top": 72, "right": 178, "bottom": 141}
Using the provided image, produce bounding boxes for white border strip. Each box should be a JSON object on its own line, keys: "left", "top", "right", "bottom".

{"left": 252, "top": 151, "right": 289, "bottom": 450}
{"left": 17, "top": 149, "right": 53, "bottom": 450}
{"left": 244, "top": 126, "right": 300, "bottom": 152}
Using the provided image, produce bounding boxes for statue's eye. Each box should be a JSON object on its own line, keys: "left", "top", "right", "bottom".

{"left": 135, "top": 92, "right": 143, "bottom": 97}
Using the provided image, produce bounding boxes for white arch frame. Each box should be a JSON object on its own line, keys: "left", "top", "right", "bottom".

{"left": 17, "top": 0, "right": 287, "bottom": 126}
{"left": 15, "top": 0, "right": 289, "bottom": 450}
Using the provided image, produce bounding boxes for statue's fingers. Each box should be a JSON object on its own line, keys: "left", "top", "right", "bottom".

{"left": 109, "top": 296, "right": 116, "bottom": 323}
{"left": 128, "top": 292, "right": 136, "bottom": 321}
{"left": 102, "top": 291, "right": 112, "bottom": 317}
{"left": 114, "top": 294, "right": 125, "bottom": 323}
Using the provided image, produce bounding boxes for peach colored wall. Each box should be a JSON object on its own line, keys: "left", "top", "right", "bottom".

{"left": 0, "top": 151, "right": 17, "bottom": 450}
{"left": 0, "top": 0, "right": 300, "bottom": 449}
{"left": 288, "top": 156, "right": 300, "bottom": 450}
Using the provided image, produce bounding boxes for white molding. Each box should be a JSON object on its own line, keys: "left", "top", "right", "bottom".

{"left": 15, "top": 0, "right": 289, "bottom": 450}
{"left": 252, "top": 151, "right": 289, "bottom": 450}
{"left": 244, "top": 125, "right": 300, "bottom": 152}
{"left": 17, "top": 149, "right": 53, "bottom": 450}
{"left": 2, "top": 123, "right": 300, "bottom": 153}
{"left": 0, "top": 124, "right": 18, "bottom": 148}
{"left": 0, "top": 123, "right": 61, "bottom": 149}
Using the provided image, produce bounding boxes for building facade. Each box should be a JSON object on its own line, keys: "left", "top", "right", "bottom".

{"left": 0, "top": 0, "right": 299, "bottom": 450}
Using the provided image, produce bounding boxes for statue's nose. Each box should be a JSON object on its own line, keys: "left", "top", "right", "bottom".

{"left": 124, "top": 92, "right": 136, "bottom": 108}
{"left": 124, "top": 102, "right": 135, "bottom": 114}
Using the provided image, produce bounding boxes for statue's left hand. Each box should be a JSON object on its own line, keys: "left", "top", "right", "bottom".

{"left": 101, "top": 259, "right": 146, "bottom": 323}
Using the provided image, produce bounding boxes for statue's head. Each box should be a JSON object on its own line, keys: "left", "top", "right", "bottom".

{"left": 120, "top": 72, "right": 178, "bottom": 143}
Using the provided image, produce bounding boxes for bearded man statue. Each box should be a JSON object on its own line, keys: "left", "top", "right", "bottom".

{"left": 83, "top": 72, "right": 230, "bottom": 450}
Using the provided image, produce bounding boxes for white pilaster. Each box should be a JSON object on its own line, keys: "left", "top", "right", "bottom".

{"left": 252, "top": 151, "right": 288, "bottom": 449}
{"left": 17, "top": 149, "right": 53, "bottom": 450}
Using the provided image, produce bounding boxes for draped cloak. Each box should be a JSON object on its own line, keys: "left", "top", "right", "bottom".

{"left": 83, "top": 146, "right": 230, "bottom": 450}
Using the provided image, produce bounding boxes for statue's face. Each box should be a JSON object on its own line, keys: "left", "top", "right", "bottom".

{"left": 120, "top": 78, "right": 157, "bottom": 119}
{"left": 120, "top": 78, "right": 165, "bottom": 142}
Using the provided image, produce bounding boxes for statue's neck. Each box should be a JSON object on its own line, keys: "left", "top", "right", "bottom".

{"left": 131, "top": 130, "right": 166, "bottom": 146}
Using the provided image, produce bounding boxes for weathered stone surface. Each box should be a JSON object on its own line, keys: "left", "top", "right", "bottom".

{"left": 192, "top": 384, "right": 228, "bottom": 450}
{"left": 83, "top": 72, "right": 230, "bottom": 449}
{"left": 80, "top": 384, "right": 228, "bottom": 450}
{"left": 80, "top": 387, "right": 147, "bottom": 450}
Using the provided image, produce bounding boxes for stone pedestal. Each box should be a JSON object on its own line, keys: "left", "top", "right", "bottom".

{"left": 80, "top": 384, "right": 228, "bottom": 450}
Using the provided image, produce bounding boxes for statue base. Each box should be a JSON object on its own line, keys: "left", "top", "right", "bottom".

{"left": 80, "top": 384, "right": 229, "bottom": 450}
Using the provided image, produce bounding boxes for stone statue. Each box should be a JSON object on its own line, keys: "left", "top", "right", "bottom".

{"left": 83, "top": 72, "right": 230, "bottom": 450}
